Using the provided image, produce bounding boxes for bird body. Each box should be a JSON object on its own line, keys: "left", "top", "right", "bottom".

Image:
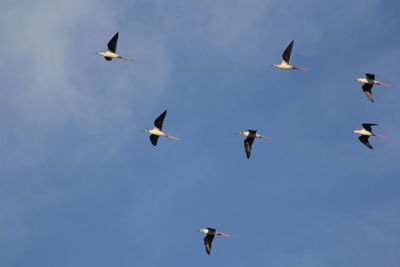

{"left": 199, "top": 227, "right": 232, "bottom": 255}
{"left": 97, "top": 32, "right": 134, "bottom": 61}
{"left": 356, "top": 73, "right": 392, "bottom": 102}
{"left": 353, "top": 123, "right": 387, "bottom": 149}
{"left": 144, "top": 110, "right": 181, "bottom": 146}
{"left": 144, "top": 127, "right": 168, "bottom": 137}
{"left": 273, "top": 60, "right": 293, "bottom": 69}
{"left": 272, "top": 40, "right": 308, "bottom": 71}
{"left": 240, "top": 130, "right": 272, "bottom": 159}
{"left": 353, "top": 129, "right": 373, "bottom": 136}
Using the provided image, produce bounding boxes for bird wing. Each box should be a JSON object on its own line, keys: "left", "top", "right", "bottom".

{"left": 282, "top": 40, "right": 294, "bottom": 64}
{"left": 362, "top": 84, "right": 374, "bottom": 102}
{"left": 359, "top": 135, "right": 373, "bottom": 149}
{"left": 361, "top": 123, "right": 377, "bottom": 132}
{"left": 248, "top": 129, "right": 257, "bottom": 135}
{"left": 149, "top": 134, "right": 159, "bottom": 146}
{"left": 154, "top": 110, "right": 167, "bottom": 130}
{"left": 204, "top": 234, "right": 215, "bottom": 255}
{"left": 365, "top": 73, "right": 375, "bottom": 80}
{"left": 244, "top": 137, "right": 255, "bottom": 159}
{"left": 107, "top": 32, "right": 119, "bottom": 53}
{"left": 104, "top": 57, "right": 112, "bottom": 61}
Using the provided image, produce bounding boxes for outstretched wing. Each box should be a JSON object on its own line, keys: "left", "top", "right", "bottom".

{"left": 359, "top": 135, "right": 373, "bottom": 149}
{"left": 107, "top": 32, "right": 119, "bottom": 53}
{"left": 154, "top": 110, "right": 167, "bottom": 130}
{"left": 244, "top": 137, "right": 255, "bottom": 159}
{"left": 149, "top": 134, "right": 159, "bottom": 146}
{"left": 365, "top": 73, "right": 375, "bottom": 80}
{"left": 362, "top": 123, "right": 377, "bottom": 132}
{"left": 362, "top": 84, "right": 374, "bottom": 102}
{"left": 104, "top": 57, "right": 112, "bottom": 61}
{"left": 204, "top": 234, "right": 215, "bottom": 255}
{"left": 282, "top": 40, "right": 294, "bottom": 64}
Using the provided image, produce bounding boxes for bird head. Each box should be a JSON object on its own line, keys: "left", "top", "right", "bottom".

{"left": 97, "top": 51, "right": 106, "bottom": 56}
{"left": 272, "top": 64, "right": 278, "bottom": 68}
{"left": 199, "top": 228, "right": 208, "bottom": 234}
{"left": 144, "top": 129, "right": 150, "bottom": 133}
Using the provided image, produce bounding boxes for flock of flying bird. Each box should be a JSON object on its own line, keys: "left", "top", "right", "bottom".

{"left": 96, "top": 32, "right": 393, "bottom": 254}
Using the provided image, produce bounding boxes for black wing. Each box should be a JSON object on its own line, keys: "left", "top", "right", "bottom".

{"left": 107, "top": 32, "right": 119, "bottom": 53}
{"left": 104, "top": 57, "right": 112, "bottom": 61}
{"left": 362, "top": 123, "right": 377, "bottom": 132}
{"left": 248, "top": 129, "right": 257, "bottom": 135}
{"left": 204, "top": 234, "right": 215, "bottom": 255}
{"left": 362, "top": 84, "right": 374, "bottom": 102}
{"left": 359, "top": 135, "right": 373, "bottom": 149}
{"left": 365, "top": 73, "right": 375, "bottom": 80}
{"left": 149, "top": 134, "right": 159, "bottom": 146}
{"left": 154, "top": 110, "right": 167, "bottom": 130}
{"left": 282, "top": 40, "right": 294, "bottom": 64}
{"left": 244, "top": 137, "right": 255, "bottom": 159}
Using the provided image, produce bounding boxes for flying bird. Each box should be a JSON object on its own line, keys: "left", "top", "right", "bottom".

{"left": 144, "top": 110, "right": 181, "bottom": 146}
{"left": 353, "top": 123, "right": 387, "bottom": 149}
{"left": 199, "top": 227, "right": 233, "bottom": 255}
{"left": 97, "top": 32, "right": 134, "bottom": 61}
{"left": 356, "top": 73, "right": 392, "bottom": 102}
{"left": 272, "top": 40, "right": 308, "bottom": 71}
{"left": 240, "top": 130, "right": 272, "bottom": 159}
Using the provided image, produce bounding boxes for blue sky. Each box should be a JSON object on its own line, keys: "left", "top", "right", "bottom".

{"left": 0, "top": 0, "right": 399, "bottom": 266}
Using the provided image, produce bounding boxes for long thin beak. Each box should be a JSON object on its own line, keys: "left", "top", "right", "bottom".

{"left": 216, "top": 232, "right": 234, "bottom": 237}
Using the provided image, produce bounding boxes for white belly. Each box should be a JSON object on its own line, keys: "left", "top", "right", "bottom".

{"left": 102, "top": 51, "right": 119, "bottom": 58}
{"left": 149, "top": 128, "right": 166, "bottom": 136}
{"left": 357, "top": 78, "right": 373, "bottom": 84}
{"left": 356, "top": 129, "right": 372, "bottom": 135}
{"left": 277, "top": 61, "right": 292, "bottom": 69}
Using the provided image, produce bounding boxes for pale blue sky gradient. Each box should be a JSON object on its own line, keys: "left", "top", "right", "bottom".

{"left": 0, "top": 0, "right": 399, "bottom": 266}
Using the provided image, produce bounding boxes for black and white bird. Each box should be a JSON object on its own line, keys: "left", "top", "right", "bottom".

{"left": 356, "top": 73, "right": 392, "bottom": 102}
{"left": 144, "top": 110, "right": 181, "bottom": 146}
{"left": 97, "top": 32, "right": 134, "bottom": 61}
{"left": 199, "top": 227, "right": 233, "bottom": 255}
{"left": 272, "top": 40, "right": 308, "bottom": 71}
{"left": 240, "top": 130, "right": 272, "bottom": 159}
{"left": 353, "top": 123, "right": 387, "bottom": 149}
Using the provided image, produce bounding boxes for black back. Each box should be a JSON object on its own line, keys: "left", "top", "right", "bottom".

{"left": 154, "top": 110, "right": 167, "bottom": 130}
{"left": 282, "top": 40, "right": 294, "bottom": 63}
{"left": 362, "top": 123, "right": 377, "bottom": 132}
{"left": 149, "top": 134, "right": 159, "bottom": 146}
{"left": 107, "top": 32, "right": 119, "bottom": 53}
{"left": 365, "top": 73, "right": 375, "bottom": 80}
{"left": 359, "top": 135, "right": 373, "bottom": 149}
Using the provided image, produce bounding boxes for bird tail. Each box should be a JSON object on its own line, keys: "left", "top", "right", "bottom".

{"left": 259, "top": 135, "right": 273, "bottom": 140}
{"left": 377, "top": 82, "right": 392, "bottom": 87}
{"left": 293, "top": 66, "right": 309, "bottom": 71}
{"left": 374, "top": 133, "right": 387, "bottom": 138}
{"left": 216, "top": 232, "right": 234, "bottom": 237}
{"left": 167, "top": 135, "right": 182, "bottom": 141}
{"left": 119, "top": 56, "right": 135, "bottom": 61}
